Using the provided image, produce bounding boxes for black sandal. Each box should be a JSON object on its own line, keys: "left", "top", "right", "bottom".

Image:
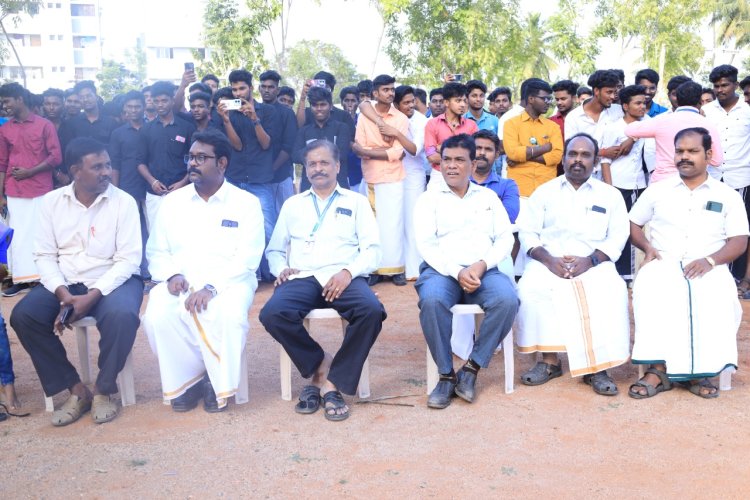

{"left": 680, "top": 378, "right": 719, "bottom": 399}
{"left": 322, "top": 390, "right": 349, "bottom": 422}
{"left": 628, "top": 367, "right": 672, "bottom": 399}
{"left": 295, "top": 385, "right": 321, "bottom": 414}
{"left": 583, "top": 371, "right": 618, "bottom": 396}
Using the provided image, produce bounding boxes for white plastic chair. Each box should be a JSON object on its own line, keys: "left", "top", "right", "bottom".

{"left": 279, "top": 308, "right": 371, "bottom": 401}
{"left": 44, "top": 317, "right": 136, "bottom": 412}
{"left": 426, "top": 304, "right": 515, "bottom": 395}
{"left": 637, "top": 364, "right": 734, "bottom": 391}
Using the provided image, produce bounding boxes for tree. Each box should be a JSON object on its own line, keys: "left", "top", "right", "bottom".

{"left": 517, "top": 13, "right": 558, "bottom": 83}
{"left": 546, "top": 0, "right": 598, "bottom": 82}
{"left": 96, "top": 59, "right": 141, "bottom": 101}
{"left": 195, "top": 0, "right": 281, "bottom": 79}
{"left": 0, "top": 0, "right": 42, "bottom": 87}
{"left": 283, "top": 40, "right": 364, "bottom": 91}
{"left": 713, "top": 1, "right": 750, "bottom": 51}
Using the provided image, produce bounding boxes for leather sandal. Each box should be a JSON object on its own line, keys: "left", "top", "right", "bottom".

{"left": 322, "top": 390, "right": 349, "bottom": 422}
{"left": 51, "top": 394, "right": 92, "bottom": 427}
{"left": 295, "top": 385, "right": 321, "bottom": 414}
{"left": 628, "top": 367, "right": 672, "bottom": 399}
{"left": 520, "top": 361, "right": 563, "bottom": 386}
{"left": 91, "top": 394, "right": 119, "bottom": 424}
{"left": 681, "top": 378, "right": 719, "bottom": 399}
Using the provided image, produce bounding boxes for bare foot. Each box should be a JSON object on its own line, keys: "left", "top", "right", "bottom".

{"left": 321, "top": 380, "right": 349, "bottom": 419}
{"left": 311, "top": 353, "right": 333, "bottom": 388}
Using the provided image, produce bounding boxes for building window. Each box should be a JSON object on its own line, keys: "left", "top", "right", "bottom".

{"left": 56, "top": 2, "right": 61, "bottom": 7}
{"left": 30, "top": 35, "right": 41, "bottom": 46}
{"left": 47, "top": 2, "right": 53, "bottom": 7}
{"left": 70, "top": 4, "right": 96, "bottom": 16}
{"left": 154, "top": 47, "right": 174, "bottom": 59}
{"left": 58, "top": 35, "right": 63, "bottom": 40}
{"left": 51, "top": 67, "right": 58, "bottom": 72}
{"left": 60, "top": 66, "right": 65, "bottom": 72}
{"left": 49, "top": 35, "right": 55, "bottom": 40}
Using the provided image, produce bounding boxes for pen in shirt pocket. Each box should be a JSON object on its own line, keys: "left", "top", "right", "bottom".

{"left": 90, "top": 226, "right": 96, "bottom": 237}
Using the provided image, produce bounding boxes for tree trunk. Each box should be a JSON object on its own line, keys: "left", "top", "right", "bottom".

{"left": 0, "top": 16, "right": 26, "bottom": 87}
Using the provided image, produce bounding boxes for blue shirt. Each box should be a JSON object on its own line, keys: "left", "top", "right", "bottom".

{"left": 647, "top": 101, "right": 669, "bottom": 118}
{"left": 471, "top": 170, "right": 520, "bottom": 223}
{"left": 464, "top": 109, "right": 499, "bottom": 135}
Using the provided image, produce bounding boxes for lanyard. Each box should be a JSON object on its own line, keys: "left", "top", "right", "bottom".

{"left": 309, "top": 191, "right": 339, "bottom": 238}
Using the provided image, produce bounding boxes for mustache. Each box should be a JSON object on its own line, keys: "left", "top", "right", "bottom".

{"left": 310, "top": 172, "right": 327, "bottom": 179}
{"left": 677, "top": 160, "right": 694, "bottom": 167}
{"left": 188, "top": 167, "right": 201, "bottom": 175}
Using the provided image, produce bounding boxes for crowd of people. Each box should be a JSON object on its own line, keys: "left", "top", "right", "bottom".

{"left": 0, "top": 59, "right": 749, "bottom": 424}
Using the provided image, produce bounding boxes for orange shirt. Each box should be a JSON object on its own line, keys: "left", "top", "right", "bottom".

{"left": 503, "top": 111, "right": 563, "bottom": 197}
{"left": 355, "top": 104, "right": 409, "bottom": 184}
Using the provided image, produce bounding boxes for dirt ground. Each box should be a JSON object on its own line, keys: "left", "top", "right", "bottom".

{"left": 1, "top": 281, "right": 749, "bottom": 498}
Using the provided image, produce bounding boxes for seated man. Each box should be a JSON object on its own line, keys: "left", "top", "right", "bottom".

{"left": 260, "top": 140, "right": 385, "bottom": 422}
{"left": 516, "top": 133, "right": 630, "bottom": 395}
{"left": 142, "top": 130, "right": 264, "bottom": 413}
{"left": 414, "top": 134, "right": 518, "bottom": 409}
{"left": 629, "top": 127, "right": 749, "bottom": 399}
{"left": 11, "top": 138, "right": 143, "bottom": 426}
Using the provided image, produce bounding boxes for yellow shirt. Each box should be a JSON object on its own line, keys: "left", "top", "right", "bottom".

{"left": 503, "top": 111, "right": 563, "bottom": 197}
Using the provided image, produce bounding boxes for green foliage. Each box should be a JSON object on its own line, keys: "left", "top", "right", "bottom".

{"left": 713, "top": 1, "right": 750, "bottom": 50}
{"left": 195, "top": 0, "right": 282, "bottom": 79}
{"left": 546, "top": 0, "right": 598, "bottom": 82}
{"left": 283, "top": 40, "right": 364, "bottom": 91}
{"left": 96, "top": 59, "right": 142, "bottom": 101}
{"left": 0, "top": 0, "right": 42, "bottom": 69}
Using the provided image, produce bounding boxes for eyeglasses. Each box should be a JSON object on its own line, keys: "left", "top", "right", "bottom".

{"left": 184, "top": 154, "right": 216, "bottom": 165}
{"left": 532, "top": 95, "right": 554, "bottom": 104}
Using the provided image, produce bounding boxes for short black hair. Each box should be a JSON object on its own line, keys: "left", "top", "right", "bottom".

{"left": 64, "top": 88, "right": 78, "bottom": 99}
{"left": 303, "top": 139, "right": 340, "bottom": 164}
{"left": 228, "top": 69, "right": 253, "bottom": 86}
{"left": 609, "top": 69, "right": 625, "bottom": 83}
{"left": 441, "top": 133, "right": 476, "bottom": 161}
{"left": 192, "top": 128, "right": 232, "bottom": 163}
{"left": 414, "top": 88, "right": 427, "bottom": 105}
{"left": 121, "top": 90, "right": 145, "bottom": 107}
{"left": 576, "top": 86, "right": 592, "bottom": 98}
{"left": 150, "top": 81, "right": 176, "bottom": 99}
{"left": 372, "top": 74, "right": 396, "bottom": 90}
{"left": 472, "top": 129, "right": 500, "bottom": 152}
{"left": 212, "top": 86, "right": 234, "bottom": 106}
{"left": 339, "top": 86, "right": 357, "bottom": 102}
{"left": 564, "top": 132, "right": 599, "bottom": 158}
{"left": 278, "top": 86, "right": 295, "bottom": 102}
{"left": 618, "top": 85, "right": 647, "bottom": 106}
{"left": 442, "top": 82, "right": 468, "bottom": 100}
{"left": 357, "top": 79, "right": 373, "bottom": 98}
{"left": 30, "top": 93, "right": 43, "bottom": 109}
{"left": 0, "top": 82, "right": 30, "bottom": 105}
{"left": 73, "top": 80, "right": 97, "bottom": 95}
{"left": 676, "top": 81, "right": 702, "bottom": 107}
{"left": 189, "top": 91, "right": 212, "bottom": 105}
{"left": 674, "top": 126, "right": 711, "bottom": 152}
{"left": 635, "top": 68, "right": 660, "bottom": 85}
{"left": 308, "top": 86, "right": 332, "bottom": 105}
{"left": 394, "top": 85, "right": 414, "bottom": 106}
{"left": 313, "top": 71, "right": 336, "bottom": 91}
{"left": 429, "top": 87, "right": 444, "bottom": 99}
{"left": 259, "top": 70, "right": 281, "bottom": 83}
{"left": 466, "top": 79, "right": 487, "bottom": 94}
{"left": 739, "top": 77, "right": 750, "bottom": 90}
{"left": 587, "top": 70, "right": 620, "bottom": 90}
{"left": 189, "top": 82, "right": 212, "bottom": 94}
{"left": 66, "top": 137, "right": 107, "bottom": 167}
{"left": 522, "top": 78, "right": 552, "bottom": 100}
{"left": 701, "top": 88, "right": 716, "bottom": 99}
{"left": 489, "top": 87, "right": 512, "bottom": 101}
{"left": 42, "top": 88, "right": 65, "bottom": 101}
{"left": 551, "top": 80, "right": 578, "bottom": 96}
{"left": 667, "top": 75, "right": 692, "bottom": 93}
{"left": 201, "top": 74, "right": 220, "bottom": 85}
{"left": 709, "top": 64, "right": 738, "bottom": 84}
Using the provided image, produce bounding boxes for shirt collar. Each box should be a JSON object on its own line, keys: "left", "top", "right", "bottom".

{"left": 11, "top": 112, "right": 37, "bottom": 124}
{"left": 63, "top": 182, "right": 113, "bottom": 206}
{"left": 471, "top": 169, "right": 500, "bottom": 185}
{"left": 438, "top": 179, "right": 482, "bottom": 197}
{"left": 305, "top": 184, "right": 345, "bottom": 202}
{"left": 669, "top": 173, "right": 714, "bottom": 191}
{"left": 437, "top": 113, "right": 468, "bottom": 126}
{"left": 559, "top": 174, "right": 595, "bottom": 191}
{"left": 191, "top": 178, "right": 231, "bottom": 202}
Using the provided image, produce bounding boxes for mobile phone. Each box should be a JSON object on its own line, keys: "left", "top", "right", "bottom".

{"left": 184, "top": 62, "right": 195, "bottom": 72}
{"left": 60, "top": 304, "right": 74, "bottom": 325}
{"left": 313, "top": 79, "right": 327, "bottom": 88}
{"left": 224, "top": 98, "right": 242, "bottom": 111}
{"left": 453, "top": 73, "right": 463, "bottom": 82}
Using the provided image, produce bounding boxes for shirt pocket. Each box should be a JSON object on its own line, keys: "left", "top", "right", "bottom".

{"left": 167, "top": 137, "right": 187, "bottom": 158}
{"left": 584, "top": 210, "right": 609, "bottom": 241}
{"left": 331, "top": 208, "right": 357, "bottom": 242}
{"left": 86, "top": 226, "right": 116, "bottom": 260}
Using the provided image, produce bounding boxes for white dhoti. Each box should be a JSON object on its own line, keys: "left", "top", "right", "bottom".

{"left": 403, "top": 163, "right": 426, "bottom": 279}
{"left": 7, "top": 196, "right": 42, "bottom": 283}
{"left": 145, "top": 192, "right": 165, "bottom": 234}
{"left": 143, "top": 281, "right": 255, "bottom": 402}
{"left": 367, "top": 181, "right": 404, "bottom": 275}
{"left": 516, "top": 260, "right": 630, "bottom": 376}
{"left": 632, "top": 259, "right": 739, "bottom": 380}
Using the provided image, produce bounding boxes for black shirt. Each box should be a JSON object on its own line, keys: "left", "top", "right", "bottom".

{"left": 293, "top": 118, "right": 351, "bottom": 191}
{"left": 109, "top": 123, "right": 148, "bottom": 201}
{"left": 59, "top": 111, "right": 119, "bottom": 165}
{"left": 218, "top": 102, "right": 280, "bottom": 185}
{"left": 304, "top": 106, "right": 355, "bottom": 139}
{"left": 271, "top": 102, "right": 298, "bottom": 183}
{"left": 136, "top": 114, "right": 196, "bottom": 192}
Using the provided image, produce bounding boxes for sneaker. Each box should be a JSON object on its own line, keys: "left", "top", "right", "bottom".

{"left": 2, "top": 282, "right": 31, "bottom": 297}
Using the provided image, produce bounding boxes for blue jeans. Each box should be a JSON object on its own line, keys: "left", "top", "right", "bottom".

{"left": 238, "top": 182, "right": 276, "bottom": 281}
{"left": 0, "top": 313, "right": 14, "bottom": 385}
{"left": 415, "top": 264, "right": 518, "bottom": 375}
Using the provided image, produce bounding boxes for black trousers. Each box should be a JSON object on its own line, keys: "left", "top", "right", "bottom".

{"left": 10, "top": 276, "right": 144, "bottom": 396}
{"left": 615, "top": 187, "right": 644, "bottom": 279}
{"left": 259, "top": 276, "right": 386, "bottom": 395}
{"left": 730, "top": 185, "right": 750, "bottom": 280}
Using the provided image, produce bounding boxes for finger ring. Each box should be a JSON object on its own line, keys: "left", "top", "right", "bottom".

{"left": 463, "top": 287, "right": 468, "bottom": 291}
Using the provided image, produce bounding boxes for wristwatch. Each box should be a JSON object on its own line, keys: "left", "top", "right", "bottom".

{"left": 204, "top": 284, "right": 218, "bottom": 297}
{"left": 589, "top": 253, "right": 601, "bottom": 267}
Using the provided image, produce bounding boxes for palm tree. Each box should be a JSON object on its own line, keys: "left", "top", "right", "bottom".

{"left": 518, "top": 12, "right": 558, "bottom": 85}
{"left": 713, "top": 1, "right": 750, "bottom": 50}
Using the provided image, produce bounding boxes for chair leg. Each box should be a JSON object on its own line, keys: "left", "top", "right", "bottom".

{"left": 638, "top": 364, "right": 645, "bottom": 379}
{"left": 358, "top": 357, "right": 371, "bottom": 399}
{"left": 44, "top": 396, "right": 54, "bottom": 413}
{"left": 280, "top": 345, "right": 292, "bottom": 401}
{"left": 235, "top": 348, "right": 249, "bottom": 404}
{"left": 75, "top": 326, "right": 92, "bottom": 385}
{"left": 503, "top": 329, "right": 514, "bottom": 394}
{"left": 426, "top": 349, "right": 439, "bottom": 395}
{"left": 720, "top": 366, "right": 735, "bottom": 391}
{"left": 117, "top": 351, "right": 136, "bottom": 406}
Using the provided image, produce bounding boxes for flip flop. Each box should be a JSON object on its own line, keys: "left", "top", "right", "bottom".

{"left": 520, "top": 361, "right": 563, "bottom": 386}
{"left": 51, "top": 394, "right": 92, "bottom": 427}
{"left": 294, "top": 385, "right": 321, "bottom": 415}
{"left": 583, "top": 371, "right": 618, "bottom": 396}
{"left": 322, "top": 390, "right": 349, "bottom": 422}
{"left": 628, "top": 367, "right": 672, "bottom": 399}
{"left": 91, "top": 394, "right": 119, "bottom": 424}
{"left": 680, "top": 378, "right": 719, "bottom": 399}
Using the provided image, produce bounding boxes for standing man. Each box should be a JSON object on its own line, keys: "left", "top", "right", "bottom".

{"left": 201, "top": 75, "right": 220, "bottom": 95}
{"left": 42, "top": 88, "right": 65, "bottom": 132}
{"left": 143, "top": 130, "right": 264, "bottom": 413}
{"left": 666, "top": 75, "right": 692, "bottom": 111}
{"left": 516, "top": 133, "right": 630, "bottom": 395}
{"left": 0, "top": 83, "right": 62, "bottom": 297}
{"left": 339, "top": 86, "right": 359, "bottom": 119}
{"left": 464, "top": 80, "right": 499, "bottom": 134}
{"left": 352, "top": 74, "right": 410, "bottom": 286}
{"left": 277, "top": 86, "right": 296, "bottom": 109}
{"left": 296, "top": 71, "right": 355, "bottom": 138}
{"left": 740, "top": 76, "right": 750, "bottom": 105}
{"left": 59, "top": 81, "right": 119, "bottom": 156}
{"left": 549, "top": 80, "right": 578, "bottom": 140}
{"left": 629, "top": 128, "right": 748, "bottom": 399}
{"left": 414, "top": 88, "right": 429, "bottom": 116}
{"left": 11, "top": 137, "right": 143, "bottom": 426}
{"left": 489, "top": 87, "right": 514, "bottom": 120}
{"left": 141, "top": 86, "right": 157, "bottom": 123}
{"left": 188, "top": 92, "right": 213, "bottom": 132}
{"left": 260, "top": 140, "right": 385, "bottom": 422}
{"left": 414, "top": 134, "right": 518, "bottom": 408}
{"left": 634, "top": 69, "right": 669, "bottom": 117}
{"left": 135, "top": 81, "right": 196, "bottom": 233}
{"left": 63, "top": 89, "right": 81, "bottom": 121}
{"left": 428, "top": 88, "right": 445, "bottom": 118}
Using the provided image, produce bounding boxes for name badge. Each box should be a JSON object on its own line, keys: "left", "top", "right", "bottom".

{"left": 336, "top": 207, "right": 352, "bottom": 217}
{"left": 175, "top": 135, "right": 186, "bottom": 143}
{"left": 591, "top": 205, "right": 607, "bottom": 214}
{"left": 221, "top": 219, "right": 238, "bottom": 228}
{"left": 705, "top": 201, "right": 723, "bottom": 213}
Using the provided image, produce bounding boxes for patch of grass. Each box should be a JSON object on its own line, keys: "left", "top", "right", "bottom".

{"left": 501, "top": 466, "right": 517, "bottom": 476}
{"left": 129, "top": 459, "right": 147, "bottom": 467}
{"left": 404, "top": 378, "right": 425, "bottom": 387}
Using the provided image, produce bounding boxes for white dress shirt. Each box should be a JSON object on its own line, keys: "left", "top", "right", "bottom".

{"left": 518, "top": 175, "right": 629, "bottom": 262}
{"left": 564, "top": 103, "right": 622, "bottom": 147}
{"left": 404, "top": 110, "right": 428, "bottom": 173}
{"left": 629, "top": 175, "right": 750, "bottom": 261}
{"left": 702, "top": 98, "right": 750, "bottom": 189}
{"left": 146, "top": 180, "right": 265, "bottom": 293}
{"left": 266, "top": 185, "right": 381, "bottom": 286}
{"left": 414, "top": 182, "right": 514, "bottom": 280}
{"left": 34, "top": 183, "right": 141, "bottom": 296}
{"left": 600, "top": 117, "right": 656, "bottom": 189}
